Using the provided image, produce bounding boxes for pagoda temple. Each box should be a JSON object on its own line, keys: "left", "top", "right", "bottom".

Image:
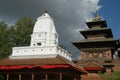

{"left": 0, "top": 11, "right": 86, "bottom": 80}
{"left": 73, "top": 12, "right": 120, "bottom": 73}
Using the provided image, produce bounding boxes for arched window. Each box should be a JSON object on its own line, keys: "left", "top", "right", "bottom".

{"left": 89, "top": 54, "right": 92, "bottom": 58}
{"left": 99, "top": 53, "right": 102, "bottom": 58}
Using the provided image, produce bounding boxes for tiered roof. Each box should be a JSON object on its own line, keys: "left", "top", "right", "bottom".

{"left": 80, "top": 28, "right": 113, "bottom": 39}
{"left": 73, "top": 12, "right": 118, "bottom": 49}
{"left": 73, "top": 38, "right": 117, "bottom": 48}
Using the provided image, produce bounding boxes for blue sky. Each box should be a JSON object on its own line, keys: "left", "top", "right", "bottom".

{"left": 99, "top": 0, "right": 120, "bottom": 39}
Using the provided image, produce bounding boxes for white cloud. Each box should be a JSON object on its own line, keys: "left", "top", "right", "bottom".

{"left": 78, "top": 0, "right": 101, "bottom": 21}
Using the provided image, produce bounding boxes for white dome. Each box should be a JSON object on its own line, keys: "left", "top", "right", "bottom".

{"left": 33, "top": 13, "right": 56, "bottom": 33}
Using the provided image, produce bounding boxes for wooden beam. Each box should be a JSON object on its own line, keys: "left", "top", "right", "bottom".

{"left": 32, "top": 74, "right": 34, "bottom": 80}
{"left": 6, "top": 74, "right": 9, "bottom": 80}
{"left": 45, "top": 74, "right": 48, "bottom": 80}
{"left": 19, "top": 74, "right": 21, "bottom": 80}
{"left": 59, "top": 73, "right": 62, "bottom": 80}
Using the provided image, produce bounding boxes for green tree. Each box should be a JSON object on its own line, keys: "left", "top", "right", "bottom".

{"left": 13, "top": 16, "right": 34, "bottom": 47}
{"left": 0, "top": 16, "right": 34, "bottom": 58}
{"left": 0, "top": 21, "right": 13, "bottom": 58}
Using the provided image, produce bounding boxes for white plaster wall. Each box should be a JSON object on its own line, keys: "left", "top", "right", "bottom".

{"left": 11, "top": 46, "right": 57, "bottom": 56}
{"left": 10, "top": 46, "right": 72, "bottom": 61}
{"left": 30, "top": 13, "right": 58, "bottom": 47}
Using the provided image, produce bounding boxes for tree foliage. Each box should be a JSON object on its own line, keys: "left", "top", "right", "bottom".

{"left": 0, "top": 21, "right": 14, "bottom": 58}
{"left": 0, "top": 16, "right": 35, "bottom": 58}
{"left": 13, "top": 16, "right": 34, "bottom": 46}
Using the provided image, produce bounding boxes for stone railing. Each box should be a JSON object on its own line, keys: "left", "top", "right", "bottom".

{"left": 57, "top": 46, "right": 72, "bottom": 61}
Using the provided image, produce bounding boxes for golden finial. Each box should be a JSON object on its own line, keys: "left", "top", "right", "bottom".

{"left": 93, "top": 11, "right": 101, "bottom": 21}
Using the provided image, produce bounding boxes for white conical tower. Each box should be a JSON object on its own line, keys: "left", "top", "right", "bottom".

{"left": 30, "top": 10, "right": 58, "bottom": 47}
{"left": 10, "top": 10, "right": 72, "bottom": 61}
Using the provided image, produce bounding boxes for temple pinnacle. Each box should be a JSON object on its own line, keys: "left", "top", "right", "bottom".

{"left": 44, "top": 9, "right": 48, "bottom": 13}
{"left": 93, "top": 11, "right": 101, "bottom": 21}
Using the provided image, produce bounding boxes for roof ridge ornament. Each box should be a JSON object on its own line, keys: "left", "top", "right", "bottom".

{"left": 93, "top": 11, "right": 101, "bottom": 21}
{"left": 44, "top": 9, "right": 48, "bottom": 13}
{"left": 43, "top": 9, "right": 49, "bottom": 16}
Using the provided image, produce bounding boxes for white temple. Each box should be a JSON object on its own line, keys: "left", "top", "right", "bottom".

{"left": 10, "top": 11, "right": 72, "bottom": 61}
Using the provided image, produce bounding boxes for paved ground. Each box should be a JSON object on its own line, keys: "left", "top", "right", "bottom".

{"left": 81, "top": 73, "right": 103, "bottom": 80}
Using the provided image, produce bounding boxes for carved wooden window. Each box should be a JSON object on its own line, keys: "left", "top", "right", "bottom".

{"left": 99, "top": 53, "right": 102, "bottom": 58}
{"left": 89, "top": 54, "right": 92, "bottom": 58}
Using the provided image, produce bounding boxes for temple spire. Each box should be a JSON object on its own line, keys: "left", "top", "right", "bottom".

{"left": 93, "top": 11, "right": 101, "bottom": 21}
{"left": 43, "top": 9, "right": 49, "bottom": 16}
{"left": 44, "top": 9, "right": 48, "bottom": 13}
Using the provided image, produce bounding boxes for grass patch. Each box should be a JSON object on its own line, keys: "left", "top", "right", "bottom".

{"left": 99, "top": 71, "right": 120, "bottom": 80}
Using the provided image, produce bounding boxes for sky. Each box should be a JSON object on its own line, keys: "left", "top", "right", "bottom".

{"left": 0, "top": 0, "right": 120, "bottom": 58}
